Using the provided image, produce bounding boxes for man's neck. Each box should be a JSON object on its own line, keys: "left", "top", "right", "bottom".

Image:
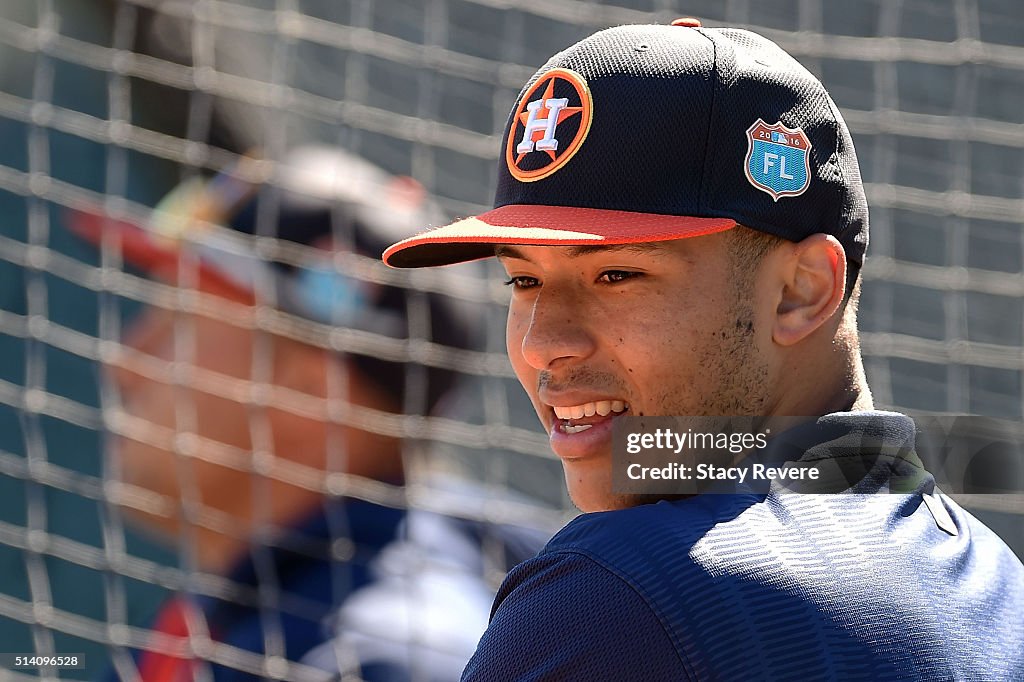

{"left": 770, "top": 351, "right": 874, "bottom": 419}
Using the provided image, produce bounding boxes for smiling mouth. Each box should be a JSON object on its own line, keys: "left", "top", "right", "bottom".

{"left": 551, "top": 400, "right": 629, "bottom": 433}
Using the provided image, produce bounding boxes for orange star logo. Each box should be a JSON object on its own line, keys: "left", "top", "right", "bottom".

{"left": 514, "top": 79, "right": 586, "bottom": 165}
{"left": 506, "top": 68, "right": 594, "bottom": 183}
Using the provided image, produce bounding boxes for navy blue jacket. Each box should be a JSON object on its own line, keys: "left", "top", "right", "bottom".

{"left": 464, "top": 412, "right": 1024, "bottom": 681}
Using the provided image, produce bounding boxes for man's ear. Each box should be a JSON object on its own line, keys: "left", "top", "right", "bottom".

{"left": 773, "top": 234, "right": 846, "bottom": 347}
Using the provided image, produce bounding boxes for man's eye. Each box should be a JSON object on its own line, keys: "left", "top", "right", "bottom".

{"left": 503, "top": 276, "right": 540, "bottom": 289}
{"left": 598, "top": 270, "right": 639, "bottom": 284}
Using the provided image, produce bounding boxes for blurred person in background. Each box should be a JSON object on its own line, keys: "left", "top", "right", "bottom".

{"left": 70, "top": 146, "right": 547, "bottom": 681}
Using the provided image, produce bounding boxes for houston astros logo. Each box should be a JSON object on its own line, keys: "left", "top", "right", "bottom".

{"left": 506, "top": 68, "right": 593, "bottom": 182}
{"left": 745, "top": 119, "right": 812, "bottom": 201}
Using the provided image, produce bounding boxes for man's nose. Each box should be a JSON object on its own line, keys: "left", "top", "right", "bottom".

{"left": 518, "top": 287, "right": 597, "bottom": 371}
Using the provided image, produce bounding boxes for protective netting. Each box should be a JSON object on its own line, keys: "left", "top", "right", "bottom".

{"left": 0, "top": 0, "right": 1021, "bottom": 679}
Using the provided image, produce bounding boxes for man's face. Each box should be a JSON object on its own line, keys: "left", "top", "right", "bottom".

{"left": 500, "top": 232, "right": 773, "bottom": 512}
{"left": 105, "top": 305, "right": 262, "bottom": 535}
{"left": 104, "top": 301, "right": 342, "bottom": 555}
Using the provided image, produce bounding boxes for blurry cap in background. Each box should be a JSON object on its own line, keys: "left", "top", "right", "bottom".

{"left": 69, "top": 145, "right": 474, "bottom": 414}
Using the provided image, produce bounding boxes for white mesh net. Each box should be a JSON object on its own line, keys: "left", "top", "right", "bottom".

{"left": 0, "top": 0, "right": 1021, "bottom": 679}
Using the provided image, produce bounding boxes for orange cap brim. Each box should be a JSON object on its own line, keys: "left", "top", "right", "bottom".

{"left": 66, "top": 207, "right": 257, "bottom": 303}
{"left": 382, "top": 204, "right": 737, "bottom": 268}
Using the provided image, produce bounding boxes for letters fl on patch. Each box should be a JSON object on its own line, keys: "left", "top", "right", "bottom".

{"left": 744, "top": 119, "right": 812, "bottom": 201}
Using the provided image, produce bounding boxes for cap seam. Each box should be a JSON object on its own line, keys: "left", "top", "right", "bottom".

{"left": 696, "top": 27, "right": 719, "bottom": 213}
{"left": 824, "top": 95, "right": 850, "bottom": 259}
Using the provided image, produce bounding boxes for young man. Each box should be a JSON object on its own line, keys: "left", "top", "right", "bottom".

{"left": 383, "top": 20, "right": 1024, "bottom": 680}
{"left": 73, "top": 146, "right": 545, "bottom": 681}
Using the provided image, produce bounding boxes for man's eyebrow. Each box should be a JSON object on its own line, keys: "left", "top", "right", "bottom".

{"left": 494, "top": 245, "right": 527, "bottom": 260}
{"left": 495, "top": 242, "right": 669, "bottom": 260}
{"left": 564, "top": 243, "right": 670, "bottom": 258}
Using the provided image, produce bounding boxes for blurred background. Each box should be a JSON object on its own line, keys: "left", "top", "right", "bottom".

{"left": 0, "top": 0, "right": 1021, "bottom": 679}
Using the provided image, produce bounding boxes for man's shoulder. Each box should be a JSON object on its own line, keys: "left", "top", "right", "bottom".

{"left": 504, "top": 493, "right": 1023, "bottom": 681}
{"left": 503, "top": 496, "right": 770, "bottom": 638}
{"left": 466, "top": 527, "right": 689, "bottom": 681}
{"left": 549, "top": 496, "right": 750, "bottom": 543}
{"left": 539, "top": 495, "right": 762, "bottom": 577}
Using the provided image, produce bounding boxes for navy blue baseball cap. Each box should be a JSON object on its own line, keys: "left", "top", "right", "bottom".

{"left": 383, "top": 18, "right": 868, "bottom": 271}
{"left": 69, "top": 146, "right": 471, "bottom": 412}
{"left": 72, "top": 147, "right": 443, "bottom": 328}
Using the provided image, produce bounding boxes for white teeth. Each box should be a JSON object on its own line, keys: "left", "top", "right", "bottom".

{"left": 564, "top": 424, "right": 593, "bottom": 434}
{"left": 553, "top": 401, "right": 629, "bottom": 420}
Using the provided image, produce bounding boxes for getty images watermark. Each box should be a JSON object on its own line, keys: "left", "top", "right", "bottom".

{"left": 612, "top": 415, "right": 1024, "bottom": 496}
